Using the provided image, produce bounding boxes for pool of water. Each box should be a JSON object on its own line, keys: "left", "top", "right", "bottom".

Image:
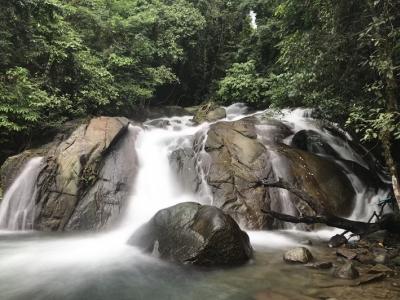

{"left": 0, "top": 229, "right": 339, "bottom": 300}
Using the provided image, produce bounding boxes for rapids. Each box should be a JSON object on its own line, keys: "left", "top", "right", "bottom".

{"left": 0, "top": 104, "right": 392, "bottom": 300}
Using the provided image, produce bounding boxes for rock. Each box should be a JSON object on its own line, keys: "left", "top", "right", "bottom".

{"left": 204, "top": 118, "right": 272, "bottom": 229}
{"left": 291, "top": 130, "right": 338, "bottom": 157}
{"left": 283, "top": 247, "right": 313, "bottom": 264}
{"left": 169, "top": 148, "right": 201, "bottom": 194}
{"left": 368, "top": 264, "right": 394, "bottom": 275}
{"left": 357, "top": 253, "right": 375, "bottom": 264}
{"left": 333, "top": 262, "right": 360, "bottom": 279}
{"left": 201, "top": 116, "right": 357, "bottom": 229}
{"left": 356, "top": 273, "right": 386, "bottom": 285}
{"left": 392, "top": 256, "right": 400, "bottom": 266}
{"left": 65, "top": 124, "right": 141, "bottom": 231}
{"left": 145, "top": 119, "right": 171, "bottom": 128}
{"left": 336, "top": 248, "right": 358, "bottom": 260}
{"left": 374, "top": 253, "right": 389, "bottom": 264}
{"left": 206, "top": 107, "right": 226, "bottom": 122}
{"left": 300, "top": 239, "right": 313, "bottom": 246}
{"left": 329, "top": 234, "right": 348, "bottom": 248}
{"left": 305, "top": 261, "right": 333, "bottom": 269}
{"left": 1, "top": 148, "right": 48, "bottom": 193}
{"left": 193, "top": 102, "right": 226, "bottom": 123}
{"left": 275, "top": 145, "right": 356, "bottom": 216}
{"left": 128, "top": 202, "right": 253, "bottom": 266}
{"left": 29, "top": 117, "right": 140, "bottom": 231}
{"left": 141, "top": 106, "right": 192, "bottom": 120}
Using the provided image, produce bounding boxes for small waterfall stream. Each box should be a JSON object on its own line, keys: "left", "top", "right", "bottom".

{"left": 0, "top": 157, "right": 43, "bottom": 231}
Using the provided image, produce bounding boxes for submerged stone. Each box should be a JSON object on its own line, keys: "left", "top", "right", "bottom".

{"left": 333, "top": 262, "right": 359, "bottom": 279}
{"left": 128, "top": 202, "right": 253, "bottom": 266}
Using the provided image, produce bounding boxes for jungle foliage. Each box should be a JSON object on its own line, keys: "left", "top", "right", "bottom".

{"left": 1, "top": 0, "right": 399, "bottom": 194}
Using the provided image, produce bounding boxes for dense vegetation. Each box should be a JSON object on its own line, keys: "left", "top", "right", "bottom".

{"left": 0, "top": 0, "right": 399, "bottom": 200}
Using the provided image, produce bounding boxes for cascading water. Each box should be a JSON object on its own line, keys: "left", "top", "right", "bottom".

{"left": 263, "top": 108, "right": 391, "bottom": 221}
{"left": 0, "top": 157, "right": 43, "bottom": 231}
{"left": 0, "top": 104, "right": 393, "bottom": 300}
{"left": 119, "top": 117, "right": 212, "bottom": 237}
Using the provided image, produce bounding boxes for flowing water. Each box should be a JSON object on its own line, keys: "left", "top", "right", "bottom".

{"left": 0, "top": 105, "right": 392, "bottom": 300}
{"left": 0, "top": 157, "right": 43, "bottom": 231}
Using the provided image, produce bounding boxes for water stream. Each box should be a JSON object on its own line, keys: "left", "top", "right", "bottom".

{"left": 0, "top": 105, "right": 392, "bottom": 300}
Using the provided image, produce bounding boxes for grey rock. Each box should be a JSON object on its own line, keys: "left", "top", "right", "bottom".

{"left": 374, "top": 253, "right": 389, "bottom": 264}
{"left": 169, "top": 148, "right": 201, "bottom": 194}
{"left": 329, "top": 234, "right": 348, "bottom": 248}
{"left": 336, "top": 248, "right": 358, "bottom": 260}
{"left": 128, "top": 202, "right": 253, "bottom": 266}
{"left": 31, "top": 117, "right": 139, "bottom": 231}
{"left": 333, "top": 262, "right": 359, "bottom": 279}
{"left": 283, "top": 247, "right": 313, "bottom": 264}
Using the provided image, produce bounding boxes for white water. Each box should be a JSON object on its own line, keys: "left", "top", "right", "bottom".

{"left": 0, "top": 157, "right": 43, "bottom": 230}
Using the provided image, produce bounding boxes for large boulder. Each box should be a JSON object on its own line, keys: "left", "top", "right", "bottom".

{"left": 201, "top": 117, "right": 357, "bottom": 229}
{"left": 128, "top": 202, "right": 253, "bottom": 266}
{"left": 0, "top": 117, "right": 141, "bottom": 231}
{"left": 204, "top": 117, "right": 273, "bottom": 229}
{"left": 33, "top": 117, "right": 140, "bottom": 231}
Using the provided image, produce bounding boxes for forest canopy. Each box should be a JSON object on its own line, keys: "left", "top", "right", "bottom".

{"left": 1, "top": 0, "right": 399, "bottom": 188}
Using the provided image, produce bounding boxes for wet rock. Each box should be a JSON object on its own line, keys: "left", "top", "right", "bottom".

{"left": 206, "top": 107, "right": 227, "bottom": 122}
{"left": 357, "top": 253, "right": 375, "bottom": 264}
{"left": 203, "top": 116, "right": 357, "bottom": 229}
{"left": 357, "top": 273, "right": 386, "bottom": 285}
{"left": 374, "top": 253, "right": 389, "bottom": 264}
{"left": 204, "top": 118, "right": 272, "bottom": 229}
{"left": 291, "top": 130, "right": 338, "bottom": 157}
{"left": 275, "top": 145, "right": 356, "bottom": 216}
{"left": 336, "top": 248, "right": 358, "bottom": 260}
{"left": 169, "top": 148, "right": 201, "bottom": 194}
{"left": 329, "top": 234, "right": 348, "bottom": 248}
{"left": 128, "top": 202, "right": 253, "bottom": 266}
{"left": 283, "top": 247, "right": 313, "bottom": 264}
{"left": 1, "top": 148, "right": 48, "bottom": 193}
{"left": 31, "top": 117, "right": 140, "bottom": 231}
{"left": 193, "top": 102, "right": 226, "bottom": 123}
{"left": 300, "top": 239, "right": 313, "bottom": 246}
{"left": 333, "top": 262, "right": 360, "bottom": 279}
{"left": 305, "top": 261, "right": 333, "bottom": 269}
{"left": 392, "top": 256, "right": 400, "bottom": 266}
{"left": 146, "top": 119, "right": 171, "bottom": 128}
{"left": 368, "top": 264, "right": 395, "bottom": 276}
{"left": 142, "top": 106, "right": 192, "bottom": 120}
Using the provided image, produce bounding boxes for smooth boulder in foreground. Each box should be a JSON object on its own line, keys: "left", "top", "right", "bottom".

{"left": 128, "top": 202, "right": 253, "bottom": 266}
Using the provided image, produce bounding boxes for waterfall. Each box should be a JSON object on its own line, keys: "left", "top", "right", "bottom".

{"left": 0, "top": 157, "right": 43, "bottom": 230}
{"left": 119, "top": 117, "right": 212, "bottom": 238}
{"left": 0, "top": 104, "right": 390, "bottom": 233}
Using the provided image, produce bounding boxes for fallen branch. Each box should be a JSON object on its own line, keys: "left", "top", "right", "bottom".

{"left": 259, "top": 177, "right": 400, "bottom": 236}
{"left": 260, "top": 178, "right": 326, "bottom": 214}
{"left": 261, "top": 210, "right": 383, "bottom": 236}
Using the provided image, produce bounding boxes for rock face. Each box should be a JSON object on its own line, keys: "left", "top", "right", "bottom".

{"left": 128, "top": 202, "right": 253, "bottom": 266}
{"left": 1, "top": 117, "right": 140, "bottom": 231}
{"left": 200, "top": 117, "right": 357, "bottom": 229}
{"left": 167, "top": 104, "right": 390, "bottom": 231}
{"left": 204, "top": 117, "right": 272, "bottom": 229}
{"left": 35, "top": 117, "right": 140, "bottom": 231}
